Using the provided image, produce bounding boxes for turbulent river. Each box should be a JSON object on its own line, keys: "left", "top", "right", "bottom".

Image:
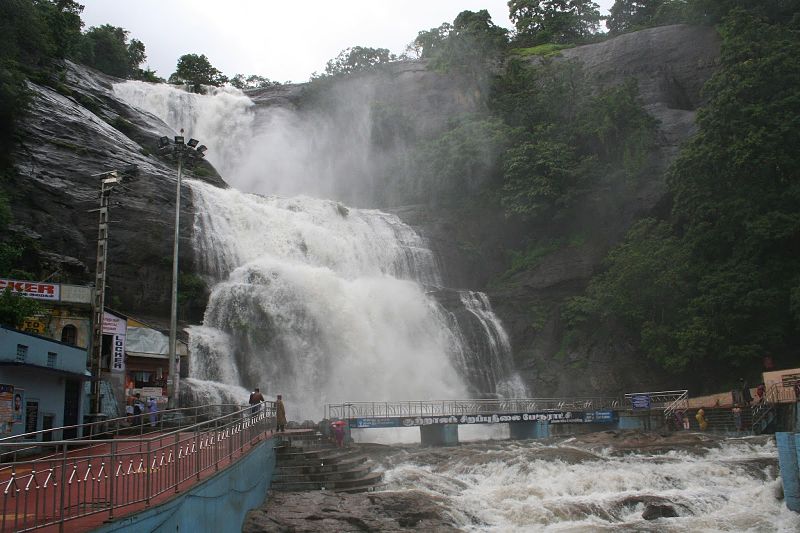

{"left": 379, "top": 435, "right": 797, "bottom": 532}
{"left": 253, "top": 434, "right": 797, "bottom": 532}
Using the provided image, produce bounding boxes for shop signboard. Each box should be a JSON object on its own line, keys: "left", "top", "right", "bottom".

{"left": 103, "top": 312, "right": 127, "bottom": 373}
{"left": 0, "top": 278, "right": 60, "bottom": 301}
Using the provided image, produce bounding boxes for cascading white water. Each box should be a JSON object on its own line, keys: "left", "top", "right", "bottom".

{"left": 114, "top": 80, "right": 524, "bottom": 420}
{"left": 459, "top": 291, "right": 527, "bottom": 398}
{"left": 379, "top": 437, "right": 799, "bottom": 531}
{"left": 113, "top": 81, "right": 254, "bottom": 179}
{"left": 189, "top": 180, "right": 471, "bottom": 419}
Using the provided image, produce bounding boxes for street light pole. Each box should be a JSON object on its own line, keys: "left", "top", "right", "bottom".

{"left": 167, "top": 147, "right": 183, "bottom": 409}
{"left": 160, "top": 130, "right": 207, "bottom": 409}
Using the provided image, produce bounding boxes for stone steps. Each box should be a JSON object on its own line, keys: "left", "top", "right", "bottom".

{"left": 272, "top": 433, "right": 382, "bottom": 492}
{"left": 271, "top": 471, "right": 384, "bottom": 492}
{"left": 276, "top": 455, "right": 369, "bottom": 475}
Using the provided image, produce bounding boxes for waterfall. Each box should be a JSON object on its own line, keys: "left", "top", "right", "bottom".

{"left": 114, "top": 80, "right": 526, "bottom": 420}
{"left": 458, "top": 291, "right": 527, "bottom": 398}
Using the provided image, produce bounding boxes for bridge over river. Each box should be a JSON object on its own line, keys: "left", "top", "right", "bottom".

{"left": 326, "top": 391, "right": 688, "bottom": 446}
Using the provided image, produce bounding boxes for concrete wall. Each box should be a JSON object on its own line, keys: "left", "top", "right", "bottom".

{"left": 94, "top": 436, "right": 277, "bottom": 533}
{"left": 0, "top": 366, "right": 85, "bottom": 438}
{"left": 0, "top": 326, "right": 88, "bottom": 438}
{"left": 0, "top": 326, "right": 88, "bottom": 374}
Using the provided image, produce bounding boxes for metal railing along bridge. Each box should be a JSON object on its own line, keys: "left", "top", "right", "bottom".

{"left": 326, "top": 397, "right": 624, "bottom": 421}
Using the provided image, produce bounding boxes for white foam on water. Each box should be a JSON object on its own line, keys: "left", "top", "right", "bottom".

{"left": 380, "top": 437, "right": 798, "bottom": 532}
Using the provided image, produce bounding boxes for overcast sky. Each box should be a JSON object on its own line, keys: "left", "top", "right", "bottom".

{"left": 79, "top": 0, "right": 615, "bottom": 83}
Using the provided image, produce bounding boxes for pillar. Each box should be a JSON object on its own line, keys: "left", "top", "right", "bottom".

{"left": 776, "top": 432, "right": 799, "bottom": 512}
{"left": 509, "top": 421, "right": 550, "bottom": 440}
{"left": 618, "top": 413, "right": 648, "bottom": 430}
{"left": 420, "top": 424, "right": 459, "bottom": 446}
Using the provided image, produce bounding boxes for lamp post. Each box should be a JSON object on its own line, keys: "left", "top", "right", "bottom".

{"left": 89, "top": 165, "right": 137, "bottom": 416}
{"left": 159, "top": 130, "right": 207, "bottom": 408}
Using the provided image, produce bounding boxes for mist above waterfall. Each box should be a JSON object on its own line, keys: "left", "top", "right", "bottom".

{"left": 114, "top": 65, "right": 478, "bottom": 207}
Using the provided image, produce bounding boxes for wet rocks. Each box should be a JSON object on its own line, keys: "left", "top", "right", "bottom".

{"left": 243, "top": 490, "right": 460, "bottom": 533}
{"left": 642, "top": 503, "right": 679, "bottom": 520}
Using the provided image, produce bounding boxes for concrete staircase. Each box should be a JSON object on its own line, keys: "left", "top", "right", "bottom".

{"left": 272, "top": 431, "right": 382, "bottom": 493}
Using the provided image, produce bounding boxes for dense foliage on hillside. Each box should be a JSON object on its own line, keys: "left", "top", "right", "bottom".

{"left": 566, "top": 3, "right": 800, "bottom": 375}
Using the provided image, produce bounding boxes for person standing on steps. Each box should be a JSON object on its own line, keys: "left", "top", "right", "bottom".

{"left": 276, "top": 394, "right": 287, "bottom": 433}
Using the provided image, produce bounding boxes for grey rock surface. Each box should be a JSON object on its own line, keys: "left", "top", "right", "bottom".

{"left": 12, "top": 61, "right": 224, "bottom": 321}
{"left": 243, "top": 490, "right": 460, "bottom": 533}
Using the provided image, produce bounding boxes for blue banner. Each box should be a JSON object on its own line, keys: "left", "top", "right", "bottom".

{"left": 349, "top": 410, "right": 619, "bottom": 429}
{"left": 629, "top": 394, "right": 652, "bottom": 409}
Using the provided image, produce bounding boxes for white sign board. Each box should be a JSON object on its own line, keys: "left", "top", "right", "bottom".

{"left": 0, "top": 278, "right": 60, "bottom": 301}
{"left": 103, "top": 312, "right": 127, "bottom": 373}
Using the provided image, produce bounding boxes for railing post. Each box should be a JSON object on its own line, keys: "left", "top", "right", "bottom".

{"left": 214, "top": 418, "right": 220, "bottom": 472}
{"left": 173, "top": 432, "right": 180, "bottom": 493}
{"left": 195, "top": 424, "right": 200, "bottom": 481}
{"left": 108, "top": 440, "right": 116, "bottom": 520}
{"left": 145, "top": 439, "right": 152, "bottom": 506}
{"left": 58, "top": 444, "right": 68, "bottom": 533}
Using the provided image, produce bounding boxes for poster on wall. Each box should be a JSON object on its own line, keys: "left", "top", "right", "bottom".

{"left": 103, "top": 312, "right": 127, "bottom": 373}
{"left": 0, "top": 384, "right": 14, "bottom": 435}
{"left": 13, "top": 389, "right": 24, "bottom": 424}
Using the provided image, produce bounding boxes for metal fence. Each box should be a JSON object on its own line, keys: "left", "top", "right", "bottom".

{"left": 325, "top": 397, "right": 623, "bottom": 420}
{"left": 0, "top": 402, "right": 276, "bottom": 532}
{"left": 0, "top": 404, "right": 246, "bottom": 463}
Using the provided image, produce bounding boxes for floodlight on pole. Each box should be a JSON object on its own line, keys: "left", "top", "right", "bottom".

{"left": 159, "top": 128, "right": 207, "bottom": 409}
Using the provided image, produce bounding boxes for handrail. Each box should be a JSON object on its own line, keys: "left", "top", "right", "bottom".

{"left": 325, "top": 397, "right": 623, "bottom": 420}
{"left": 0, "top": 403, "right": 247, "bottom": 463}
{"left": 662, "top": 390, "right": 689, "bottom": 420}
{"left": 751, "top": 383, "right": 778, "bottom": 431}
{"left": 0, "top": 402, "right": 278, "bottom": 532}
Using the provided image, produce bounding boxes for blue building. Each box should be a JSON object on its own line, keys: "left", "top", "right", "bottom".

{"left": 0, "top": 325, "right": 90, "bottom": 440}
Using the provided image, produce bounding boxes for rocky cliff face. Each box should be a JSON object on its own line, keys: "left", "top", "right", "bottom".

{"left": 491, "top": 25, "right": 720, "bottom": 396}
{"left": 11, "top": 61, "right": 225, "bottom": 324}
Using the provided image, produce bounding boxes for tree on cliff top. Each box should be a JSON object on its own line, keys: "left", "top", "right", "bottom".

{"left": 320, "top": 46, "right": 397, "bottom": 77}
{"left": 169, "top": 53, "right": 228, "bottom": 93}
{"left": 410, "top": 10, "right": 508, "bottom": 79}
{"left": 77, "top": 24, "right": 151, "bottom": 79}
{"left": 229, "top": 74, "right": 281, "bottom": 90}
{"left": 508, "top": 0, "right": 603, "bottom": 45}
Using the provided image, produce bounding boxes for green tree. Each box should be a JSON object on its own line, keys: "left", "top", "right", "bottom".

{"left": 607, "top": 0, "right": 665, "bottom": 34}
{"left": 36, "top": 0, "right": 84, "bottom": 59}
{"left": 0, "top": 289, "right": 42, "bottom": 328}
{"left": 508, "top": 0, "right": 602, "bottom": 45}
{"left": 169, "top": 53, "right": 228, "bottom": 93}
{"left": 432, "top": 10, "right": 508, "bottom": 73}
{"left": 569, "top": 8, "right": 800, "bottom": 375}
{"left": 78, "top": 24, "right": 146, "bottom": 78}
{"left": 229, "top": 74, "right": 280, "bottom": 89}
{"left": 414, "top": 116, "right": 512, "bottom": 204}
{"left": 321, "top": 46, "right": 396, "bottom": 77}
{"left": 409, "top": 23, "right": 453, "bottom": 59}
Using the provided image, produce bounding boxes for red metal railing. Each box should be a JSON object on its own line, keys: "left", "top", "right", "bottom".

{"left": 0, "top": 403, "right": 276, "bottom": 532}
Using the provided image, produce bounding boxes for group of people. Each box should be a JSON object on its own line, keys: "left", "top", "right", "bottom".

{"left": 248, "top": 388, "right": 287, "bottom": 433}
{"left": 126, "top": 393, "right": 159, "bottom": 427}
